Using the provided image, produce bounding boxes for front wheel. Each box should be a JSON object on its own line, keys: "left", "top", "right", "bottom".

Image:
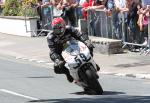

{"left": 85, "top": 69, "right": 103, "bottom": 95}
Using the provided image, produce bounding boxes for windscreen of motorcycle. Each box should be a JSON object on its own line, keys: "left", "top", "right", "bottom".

{"left": 62, "top": 40, "right": 91, "bottom": 69}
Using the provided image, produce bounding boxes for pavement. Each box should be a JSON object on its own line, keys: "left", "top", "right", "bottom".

{"left": 0, "top": 33, "right": 150, "bottom": 80}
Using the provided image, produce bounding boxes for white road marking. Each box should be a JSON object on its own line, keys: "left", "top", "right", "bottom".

{"left": 0, "top": 41, "right": 15, "bottom": 47}
{"left": 45, "top": 63, "right": 54, "bottom": 66}
{"left": 36, "top": 60, "right": 46, "bottom": 63}
{"left": 0, "top": 89, "right": 39, "bottom": 100}
{"left": 28, "top": 59, "right": 38, "bottom": 62}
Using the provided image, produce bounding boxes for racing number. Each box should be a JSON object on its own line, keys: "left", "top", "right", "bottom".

{"left": 80, "top": 53, "right": 87, "bottom": 61}
{"left": 74, "top": 53, "right": 89, "bottom": 69}
{"left": 74, "top": 56, "right": 81, "bottom": 68}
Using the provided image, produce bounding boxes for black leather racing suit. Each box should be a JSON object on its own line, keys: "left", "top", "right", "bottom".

{"left": 47, "top": 26, "right": 92, "bottom": 74}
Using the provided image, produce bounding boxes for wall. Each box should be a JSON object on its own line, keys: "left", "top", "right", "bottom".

{"left": 0, "top": 16, "right": 38, "bottom": 37}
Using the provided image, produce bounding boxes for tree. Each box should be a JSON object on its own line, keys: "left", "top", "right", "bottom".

{"left": 2, "top": 0, "right": 21, "bottom": 16}
{"left": 20, "top": 0, "right": 37, "bottom": 17}
{"left": 2, "top": 0, "right": 37, "bottom": 16}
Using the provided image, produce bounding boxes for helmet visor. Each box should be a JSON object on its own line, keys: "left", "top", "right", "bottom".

{"left": 53, "top": 27, "right": 65, "bottom": 35}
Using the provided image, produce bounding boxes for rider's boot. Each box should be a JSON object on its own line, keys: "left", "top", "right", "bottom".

{"left": 63, "top": 67, "right": 74, "bottom": 83}
{"left": 96, "top": 64, "right": 100, "bottom": 71}
{"left": 66, "top": 73, "right": 74, "bottom": 83}
{"left": 54, "top": 65, "right": 74, "bottom": 83}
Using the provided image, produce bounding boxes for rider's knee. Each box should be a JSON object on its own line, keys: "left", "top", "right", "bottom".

{"left": 54, "top": 65, "right": 69, "bottom": 74}
{"left": 54, "top": 66, "right": 61, "bottom": 74}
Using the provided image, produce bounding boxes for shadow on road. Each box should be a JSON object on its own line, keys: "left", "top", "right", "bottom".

{"left": 70, "top": 91, "right": 125, "bottom": 95}
{"left": 102, "top": 91, "right": 125, "bottom": 95}
{"left": 114, "top": 62, "right": 150, "bottom": 68}
{"left": 29, "top": 92, "right": 150, "bottom": 103}
{"left": 27, "top": 76, "right": 54, "bottom": 78}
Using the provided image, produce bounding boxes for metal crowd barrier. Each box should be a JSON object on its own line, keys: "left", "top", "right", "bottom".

{"left": 140, "top": 16, "right": 150, "bottom": 55}
{"left": 36, "top": 6, "right": 54, "bottom": 36}
{"left": 123, "top": 16, "right": 150, "bottom": 55}
{"left": 24, "top": 5, "right": 56, "bottom": 37}
{"left": 24, "top": 5, "right": 83, "bottom": 36}
{"left": 87, "top": 9, "right": 150, "bottom": 55}
{"left": 25, "top": 5, "right": 62, "bottom": 36}
{"left": 24, "top": 6, "right": 40, "bottom": 36}
{"left": 87, "top": 9, "right": 129, "bottom": 40}
{"left": 41, "top": 6, "right": 53, "bottom": 30}
{"left": 87, "top": 9, "right": 114, "bottom": 38}
{"left": 25, "top": 5, "right": 150, "bottom": 55}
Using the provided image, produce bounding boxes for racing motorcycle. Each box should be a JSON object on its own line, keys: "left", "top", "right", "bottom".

{"left": 62, "top": 39, "right": 103, "bottom": 95}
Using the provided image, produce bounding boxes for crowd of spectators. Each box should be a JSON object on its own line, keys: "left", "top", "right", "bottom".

{"left": 34, "top": 0, "right": 150, "bottom": 45}
{"left": 0, "top": 0, "right": 4, "bottom": 14}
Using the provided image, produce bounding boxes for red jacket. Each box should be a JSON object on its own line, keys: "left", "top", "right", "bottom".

{"left": 82, "top": 0, "right": 95, "bottom": 19}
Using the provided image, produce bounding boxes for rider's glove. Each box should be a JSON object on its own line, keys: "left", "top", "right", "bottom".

{"left": 85, "top": 40, "right": 94, "bottom": 51}
{"left": 54, "top": 59, "right": 65, "bottom": 68}
{"left": 85, "top": 40, "right": 94, "bottom": 56}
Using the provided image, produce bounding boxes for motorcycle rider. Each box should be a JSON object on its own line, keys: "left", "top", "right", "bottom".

{"left": 47, "top": 17, "right": 97, "bottom": 83}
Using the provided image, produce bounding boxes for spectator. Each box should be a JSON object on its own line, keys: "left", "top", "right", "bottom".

{"left": 113, "top": 0, "right": 129, "bottom": 40}
{"left": 79, "top": 0, "right": 86, "bottom": 6}
{"left": 31, "top": 0, "right": 44, "bottom": 33}
{"left": 105, "top": 0, "right": 114, "bottom": 11}
{"left": 88, "top": 0, "right": 105, "bottom": 10}
{"left": 126, "top": 0, "right": 140, "bottom": 43}
{"left": 137, "top": 2, "right": 144, "bottom": 31}
{"left": 137, "top": 4, "right": 150, "bottom": 45}
{"left": 81, "top": 0, "right": 93, "bottom": 20}
{"left": 41, "top": 0, "right": 52, "bottom": 30}
{"left": 105, "top": 0, "right": 114, "bottom": 16}
{"left": 81, "top": 0, "right": 105, "bottom": 20}
{"left": 33, "top": 0, "right": 52, "bottom": 32}
{"left": 103, "top": 0, "right": 115, "bottom": 38}
{"left": 0, "top": 0, "right": 3, "bottom": 14}
{"left": 75, "top": 0, "right": 83, "bottom": 19}
{"left": 35, "top": 0, "right": 51, "bottom": 17}
{"left": 51, "top": 0, "right": 63, "bottom": 18}
{"left": 51, "top": 0, "right": 61, "bottom": 6}
{"left": 36, "top": 0, "right": 43, "bottom": 21}
{"left": 57, "top": 0, "right": 79, "bottom": 26}
{"left": 81, "top": 0, "right": 105, "bottom": 36}
{"left": 41, "top": 0, "right": 52, "bottom": 7}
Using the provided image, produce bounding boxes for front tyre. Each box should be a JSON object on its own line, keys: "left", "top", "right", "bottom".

{"left": 85, "top": 69, "right": 103, "bottom": 95}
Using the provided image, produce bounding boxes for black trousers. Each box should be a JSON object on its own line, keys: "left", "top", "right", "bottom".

{"left": 61, "top": 8, "right": 76, "bottom": 27}
{"left": 139, "top": 25, "right": 148, "bottom": 43}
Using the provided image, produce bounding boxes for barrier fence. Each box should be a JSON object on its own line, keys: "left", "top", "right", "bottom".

{"left": 24, "top": 6, "right": 150, "bottom": 55}
{"left": 25, "top": 5, "right": 82, "bottom": 36}
{"left": 87, "top": 9, "right": 150, "bottom": 55}
{"left": 87, "top": 9, "right": 113, "bottom": 38}
{"left": 36, "top": 6, "right": 53, "bottom": 36}
{"left": 87, "top": 9, "right": 129, "bottom": 41}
